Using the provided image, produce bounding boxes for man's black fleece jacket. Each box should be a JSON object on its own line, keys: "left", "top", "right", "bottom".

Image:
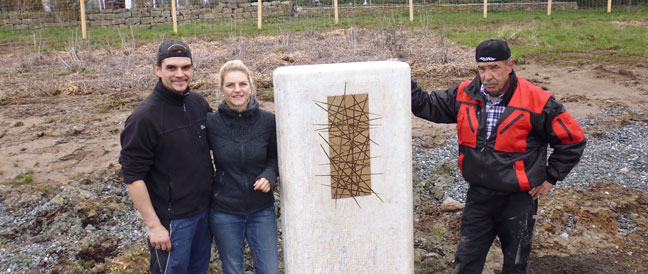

{"left": 119, "top": 80, "right": 214, "bottom": 221}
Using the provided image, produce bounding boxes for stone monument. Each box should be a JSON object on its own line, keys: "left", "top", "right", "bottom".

{"left": 273, "top": 61, "right": 414, "bottom": 273}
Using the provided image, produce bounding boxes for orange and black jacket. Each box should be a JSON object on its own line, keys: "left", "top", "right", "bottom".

{"left": 411, "top": 72, "right": 586, "bottom": 192}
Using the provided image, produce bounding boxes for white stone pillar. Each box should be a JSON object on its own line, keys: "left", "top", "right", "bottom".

{"left": 273, "top": 61, "right": 414, "bottom": 274}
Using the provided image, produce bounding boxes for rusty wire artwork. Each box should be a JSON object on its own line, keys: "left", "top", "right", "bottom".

{"left": 315, "top": 88, "right": 382, "bottom": 206}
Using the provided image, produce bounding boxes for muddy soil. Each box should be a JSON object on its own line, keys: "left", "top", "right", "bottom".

{"left": 0, "top": 26, "right": 647, "bottom": 273}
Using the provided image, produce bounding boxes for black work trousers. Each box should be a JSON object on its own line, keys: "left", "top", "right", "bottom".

{"left": 452, "top": 184, "right": 538, "bottom": 274}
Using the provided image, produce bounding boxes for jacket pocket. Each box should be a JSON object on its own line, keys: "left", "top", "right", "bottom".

{"left": 494, "top": 110, "right": 531, "bottom": 152}
{"left": 552, "top": 111, "right": 585, "bottom": 145}
{"left": 457, "top": 104, "right": 478, "bottom": 148}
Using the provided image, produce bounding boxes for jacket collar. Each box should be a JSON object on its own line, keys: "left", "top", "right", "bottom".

{"left": 153, "top": 79, "right": 190, "bottom": 106}
{"left": 465, "top": 70, "right": 518, "bottom": 106}
{"left": 218, "top": 95, "right": 260, "bottom": 123}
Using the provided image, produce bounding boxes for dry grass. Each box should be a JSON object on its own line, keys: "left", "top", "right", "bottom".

{"left": 0, "top": 26, "right": 475, "bottom": 106}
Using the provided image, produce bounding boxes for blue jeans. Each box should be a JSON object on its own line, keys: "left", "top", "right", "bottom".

{"left": 148, "top": 210, "right": 211, "bottom": 274}
{"left": 209, "top": 205, "right": 279, "bottom": 274}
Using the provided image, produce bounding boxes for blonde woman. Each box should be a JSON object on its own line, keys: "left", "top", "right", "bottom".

{"left": 206, "top": 60, "right": 279, "bottom": 274}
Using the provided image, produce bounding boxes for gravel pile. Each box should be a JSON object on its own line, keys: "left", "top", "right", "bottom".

{"left": 413, "top": 110, "right": 648, "bottom": 204}
{"left": 0, "top": 170, "right": 145, "bottom": 274}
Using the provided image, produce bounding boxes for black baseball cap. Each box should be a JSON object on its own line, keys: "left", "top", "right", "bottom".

{"left": 157, "top": 40, "right": 192, "bottom": 65}
{"left": 475, "top": 39, "right": 511, "bottom": 63}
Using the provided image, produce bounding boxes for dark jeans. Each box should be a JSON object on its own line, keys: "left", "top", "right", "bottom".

{"left": 148, "top": 210, "right": 211, "bottom": 274}
{"left": 452, "top": 185, "right": 538, "bottom": 274}
{"left": 209, "top": 205, "right": 279, "bottom": 274}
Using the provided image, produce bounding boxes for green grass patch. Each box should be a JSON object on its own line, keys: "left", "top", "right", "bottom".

{"left": 39, "top": 185, "right": 55, "bottom": 194}
{"left": 5, "top": 169, "right": 34, "bottom": 185}
{"left": 429, "top": 9, "right": 648, "bottom": 63}
{"left": 433, "top": 227, "right": 445, "bottom": 238}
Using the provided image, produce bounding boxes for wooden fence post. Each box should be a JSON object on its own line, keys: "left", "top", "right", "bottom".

{"left": 334, "top": 0, "right": 339, "bottom": 24}
{"left": 409, "top": 0, "right": 414, "bottom": 22}
{"left": 483, "top": 0, "right": 488, "bottom": 18}
{"left": 172, "top": 0, "right": 178, "bottom": 33}
{"left": 547, "top": 0, "right": 552, "bottom": 16}
{"left": 80, "top": 0, "right": 87, "bottom": 40}
{"left": 258, "top": 0, "right": 262, "bottom": 29}
{"left": 607, "top": 0, "right": 612, "bottom": 13}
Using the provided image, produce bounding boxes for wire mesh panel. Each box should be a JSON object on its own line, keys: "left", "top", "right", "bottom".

{"left": 296, "top": 0, "right": 568, "bottom": 7}
{"left": 577, "top": 0, "right": 646, "bottom": 8}
{"left": 0, "top": 0, "right": 645, "bottom": 33}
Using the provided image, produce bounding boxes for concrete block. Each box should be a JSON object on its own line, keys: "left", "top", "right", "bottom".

{"left": 126, "top": 17, "right": 140, "bottom": 25}
{"left": 112, "top": 18, "right": 126, "bottom": 25}
{"left": 273, "top": 61, "right": 414, "bottom": 274}
{"left": 141, "top": 17, "right": 153, "bottom": 24}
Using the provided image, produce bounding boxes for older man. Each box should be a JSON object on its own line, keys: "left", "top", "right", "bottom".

{"left": 119, "top": 40, "right": 213, "bottom": 274}
{"left": 411, "top": 39, "right": 586, "bottom": 273}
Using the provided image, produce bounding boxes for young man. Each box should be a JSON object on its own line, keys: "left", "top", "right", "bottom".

{"left": 119, "top": 40, "right": 213, "bottom": 274}
{"left": 411, "top": 39, "right": 586, "bottom": 273}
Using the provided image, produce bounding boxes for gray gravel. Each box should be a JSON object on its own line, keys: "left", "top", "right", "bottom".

{"left": 413, "top": 107, "right": 648, "bottom": 204}
{"left": 0, "top": 170, "right": 145, "bottom": 274}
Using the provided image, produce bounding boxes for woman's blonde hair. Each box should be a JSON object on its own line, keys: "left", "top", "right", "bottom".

{"left": 216, "top": 60, "right": 255, "bottom": 94}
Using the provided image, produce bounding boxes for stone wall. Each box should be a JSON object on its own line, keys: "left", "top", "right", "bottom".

{"left": 0, "top": 1, "right": 292, "bottom": 30}
{"left": 0, "top": 1, "right": 578, "bottom": 30}
{"left": 0, "top": 11, "right": 79, "bottom": 30}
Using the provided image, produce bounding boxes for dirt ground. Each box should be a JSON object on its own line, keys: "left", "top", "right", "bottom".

{"left": 1, "top": 27, "right": 647, "bottom": 273}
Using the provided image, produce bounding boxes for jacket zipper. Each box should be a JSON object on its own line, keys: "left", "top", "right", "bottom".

{"left": 183, "top": 102, "right": 200, "bottom": 147}
{"left": 168, "top": 182, "right": 173, "bottom": 211}
{"left": 466, "top": 108, "right": 475, "bottom": 133}
{"left": 499, "top": 113, "right": 524, "bottom": 135}
{"left": 236, "top": 113, "right": 250, "bottom": 214}
{"left": 556, "top": 118, "right": 574, "bottom": 141}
